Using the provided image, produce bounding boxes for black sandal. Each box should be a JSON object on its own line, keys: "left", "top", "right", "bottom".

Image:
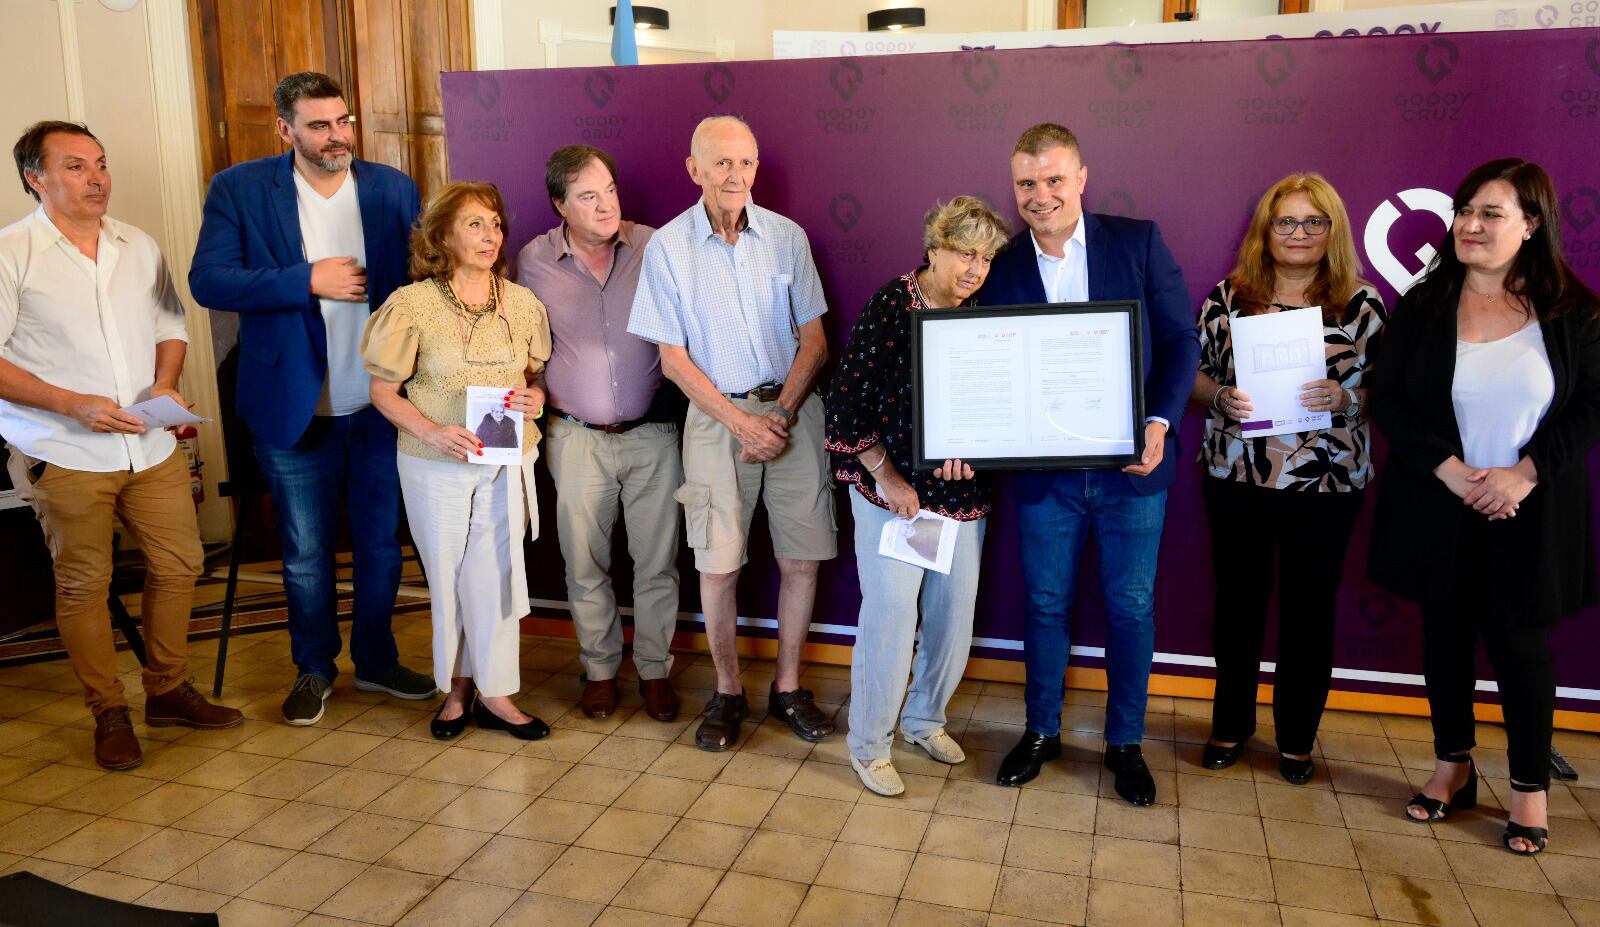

{"left": 1503, "top": 780, "right": 1550, "bottom": 855}
{"left": 1404, "top": 752, "right": 1477, "bottom": 823}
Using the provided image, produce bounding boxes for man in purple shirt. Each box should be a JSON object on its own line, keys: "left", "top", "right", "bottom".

{"left": 517, "top": 145, "right": 682, "bottom": 723}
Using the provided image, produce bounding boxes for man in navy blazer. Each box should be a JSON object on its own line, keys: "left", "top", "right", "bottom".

{"left": 980, "top": 124, "right": 1199, "bottom": 805}
{"left": 190, "top": 72, "right": 433, "bottom": 725}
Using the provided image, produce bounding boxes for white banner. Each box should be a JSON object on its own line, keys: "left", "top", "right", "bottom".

{"left": 773, "top": 0, "right": 1588, "bottom": 59}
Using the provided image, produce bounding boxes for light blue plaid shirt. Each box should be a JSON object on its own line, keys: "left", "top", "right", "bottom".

{"left": 628, "top": 199, "right": 828, "bottom": 394}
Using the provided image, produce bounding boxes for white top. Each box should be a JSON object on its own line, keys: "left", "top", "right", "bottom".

{"left": 293, "top": 168, "right": 371, "bottom": 416}
{"left": 0, "top": 207, "right": 187, "bottom": 473}
{"left": 1032, "top": 219, "right": 1088, "bottom": 304}
{"left": 1453, "top": 321, "right": 1554, "bottom": 469}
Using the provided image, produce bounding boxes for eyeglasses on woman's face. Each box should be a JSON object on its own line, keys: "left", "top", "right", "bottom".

{"left": 1271, "top": 216, "right": 1331, "bottom": 237}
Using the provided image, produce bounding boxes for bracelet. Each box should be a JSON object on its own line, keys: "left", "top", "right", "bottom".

{"left": 864, "top": 454, "right": 887, "bottom": 473}
{"left": 1211, "top": 387, "right": 1228, "bottom": 411}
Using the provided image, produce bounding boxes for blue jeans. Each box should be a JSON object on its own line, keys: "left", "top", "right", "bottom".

{"left": 847, "top": 492, "right": 987, "bottom": 762}
{"left": 1017, "top": 470, "right": 1166, "bottom": 745}
{"left": 253, "top": 405, "right": 402, "bottom": 682}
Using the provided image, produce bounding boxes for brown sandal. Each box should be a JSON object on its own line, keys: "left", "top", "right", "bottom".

{"left": 769, "top": 684, "right": 835, "bottom": 742}
{"left": 695, "top": 692, "right": 749, "bottom": 752}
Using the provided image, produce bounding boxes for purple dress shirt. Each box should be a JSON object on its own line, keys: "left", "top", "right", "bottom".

{"left": 516, "top": 221, "right": 660, "bottom": 425}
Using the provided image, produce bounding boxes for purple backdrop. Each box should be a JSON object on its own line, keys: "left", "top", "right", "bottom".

{"left": 443, "top": 29, "right": 1600, "bottom": 713}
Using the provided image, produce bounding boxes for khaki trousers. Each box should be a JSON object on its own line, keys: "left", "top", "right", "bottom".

{"left": 7, "top": 448, "right": 203, "bottom": 713}
{"left": 545, "top": 417, "right": 682, "bottom": 681}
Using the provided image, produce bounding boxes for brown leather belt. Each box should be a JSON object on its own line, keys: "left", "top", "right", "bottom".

{"left": 550, "top": 408, "right": 650, "bottom": 435}
{"left": 724, "top": 382, "right": 784, "bottom": 402}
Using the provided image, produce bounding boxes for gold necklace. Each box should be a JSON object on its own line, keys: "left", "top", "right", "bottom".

{"left": 437, "top": 276, "right": 502, "bottom": 345}
{"left": 1466, "top": 283, "right": 1504, "bottom": 303}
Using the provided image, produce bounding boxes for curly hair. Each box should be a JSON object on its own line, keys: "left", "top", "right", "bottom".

{"left": 408, "top": 181, "right": 510, "bottom": 281}
{"left": 922, "top": 195, "right": 1011, "bottom": 258}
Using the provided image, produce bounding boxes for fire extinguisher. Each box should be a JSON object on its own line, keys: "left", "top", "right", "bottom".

{"left": 174, "top": 424, "right": 205, "bottom": 504}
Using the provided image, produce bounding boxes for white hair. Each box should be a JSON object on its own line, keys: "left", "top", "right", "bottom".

{"left": 690, "top": 115, "right": 757, "bottom": 161}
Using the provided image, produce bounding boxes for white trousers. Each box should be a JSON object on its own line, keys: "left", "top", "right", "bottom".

{"left": 397, "top": 453, "right": 522, "bottom": 696}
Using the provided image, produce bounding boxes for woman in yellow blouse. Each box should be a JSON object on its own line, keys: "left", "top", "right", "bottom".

{"left": 361, "top": 181, "right": 552, "bottom": 741}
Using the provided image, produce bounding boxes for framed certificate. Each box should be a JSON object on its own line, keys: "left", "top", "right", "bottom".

{"left": 911, "top": 301, "right": 1146, "bottom": 471}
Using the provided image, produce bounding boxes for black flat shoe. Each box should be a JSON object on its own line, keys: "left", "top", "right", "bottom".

{"left": 1105, "top": 744, "right": 1157, "bottom": 806}
{"left": 1404, "top": 753, "right": 1476, "bottom": 823}
{"left": 996, "top": 730, "right": 1061, "bottom": 786}
{"left": 1279, "top": 755, "right": 1315, "bottom": 785}
{"left": 430, "top": 691, "right": 474, "bottom": 741}
{"left": 472, "top": 699, "right": 549, "bottom": 740}
{"left": 1202, "top": 741, "right": 1245, "bottom": 771}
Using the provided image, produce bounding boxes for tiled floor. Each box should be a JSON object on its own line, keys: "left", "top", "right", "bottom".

{"left": 2, "top": 618, "right": 1599, "bottom": 926}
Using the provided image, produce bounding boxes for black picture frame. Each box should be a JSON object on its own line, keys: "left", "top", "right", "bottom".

{"left": 910, "top": 300, "right": 1146, "bottom": 471}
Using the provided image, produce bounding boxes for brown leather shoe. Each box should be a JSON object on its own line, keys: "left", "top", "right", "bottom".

{"left": 639, "top": 678, "right": 680, "bottom": 722}
{"left": 695, "top": 692, "right": 748, "bottom": 752}
{"left": 769, "top": 683, "right": 835, "bottom": 742}
{"left": 144, "top": 680, "right": 244, "bottom": 730}
{"left": 94, "top": 706, "right": 142, "bottom": 770}
{"left": 580, "top": 677, "right": 618, "bottom": 719}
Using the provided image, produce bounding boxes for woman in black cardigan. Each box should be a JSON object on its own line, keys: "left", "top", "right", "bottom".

{"left": 1369, "top": 159, "right": 1600, "bottom": 856}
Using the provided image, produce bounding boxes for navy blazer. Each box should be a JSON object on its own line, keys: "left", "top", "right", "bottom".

{"left": 979, "top": 212, "right": 1199, "bottom": 495}
{"left": 189, "top": 153, "right": 421, "bottom": 449}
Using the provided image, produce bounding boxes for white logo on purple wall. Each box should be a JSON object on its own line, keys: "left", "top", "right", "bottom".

{"left": 1362, "top": 188, "right": 1453, "bottom": 294}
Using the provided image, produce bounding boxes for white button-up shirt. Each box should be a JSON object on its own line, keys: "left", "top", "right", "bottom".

{"left": 1032, "top": 219, "right": 1088, "bottom": 305}
{"left": 0, "top": 207, "right": 188, "bottom": 472}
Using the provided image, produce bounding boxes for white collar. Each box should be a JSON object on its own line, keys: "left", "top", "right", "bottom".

{"left": 1030, "top": 217, "right": 1086, "bottom": 262}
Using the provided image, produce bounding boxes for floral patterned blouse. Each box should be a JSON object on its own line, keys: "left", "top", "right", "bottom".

{"left": 825, "top": 273, "right": 991, "bottom": 520}
{"left": 1196, "top": 280, "right": 1387, "bottom": 491}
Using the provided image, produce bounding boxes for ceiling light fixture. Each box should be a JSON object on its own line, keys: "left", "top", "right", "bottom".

{"left": 867, "top": 7, "right": 927, "bottom": 31}
{"left": 610, "top": 5, "right": 670, "bottom": 30}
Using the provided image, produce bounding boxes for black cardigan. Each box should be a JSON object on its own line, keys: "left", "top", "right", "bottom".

{"left": 1367, "top": 286, "right": 1600, "bottom": 626}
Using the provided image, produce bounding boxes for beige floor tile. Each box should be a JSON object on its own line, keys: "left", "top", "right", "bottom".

{"left": 1540, "top": 852, "right": 1600, "bottom": 900}
{"left": 234, "top": 723, "right": 330, "bottom": 758}
{"left": 1005, "top": 824, "right": 1094, "bottom": 876}
{"left": 409, "top": 747, "right": 509, "bottom": 786}
{"left": 814, "top": 841, "right": 915, "bottom": 896}
{"left": 684, "top": 782, "right": 781, "bottom": 829}
{"left": 307, "top": 811, "right": 422, "bottom": 863}
{"left": 591, "top": 906, "right": 689, "bottom": 927}
{"left": 1179, "top": 807, "right": 1267, "bottom": 855}
{"left": 901, "top": 853, "right": 1000, "bottom": 910}
{"left": 651, "top": 817, "right": 753, "bottom": 869}
{"left": 697, "top": 871, "right": 808, "bottom": 927}
{"left": 1565, "top": 897, "right": 1600, "bottom": 927}
{"left": 33, "top": 815, "right": 160, "bottom": 867}
{"left": 350, "top": 737, "right": 447, "bottom": 776}
{"left": 611, "top": 858, "right": 724, "bottom": 917}
{"left": 495, "top": 891, "right": 605, "bottom": 927}
{"left": 0, "top": 806, "right": 96, "bottom": 855}
{"left": 732, "top": 828, "right": 833, "bottom": 882}
{"left": 134, "top": 882, "right": 232, "bottom": 914}
{"left": 106, "top": 781, "right": 224, "bottom": 826}
{"left": 1177, "top": 774, "right": 1260, "bottom": 816}
{"left": 362, "top": 775, "right": 467, "bottom": 822}
{"left": 100, "top": 825, "right": 226, "bottom": 881}
{"left": 1085, "top": 878, "right": 1180, "bottom": 927}
{"left": 1261, "top": 818, "right": 1359, "bottom": 868}
{"left": 1269, "top": 859, "right": 1373, "bottom": 917}
{"left": 474, "top": 755, "right": 572, "bottom": 796}
{"left": 519, "top": 727, "right": 608, "bottom": 764}
{"left": 1317, "top": 732, "right": 1399, "bottom": 767}
{"left": 237, "top": 758, "right": 343, "bottom": 800}
{"left": 1014, "top": 788, "right": 1099, "bottom": 834}
{"left": 789, "top": 885, "right": 896, "bottom": 927}
{"left": 169, "top": 838, "right": 297, "bottom": 895}
{"left": 857, "top": 770, "right": 944, "bottom": 813}
{"left": 533, "top": 845, "right": 646, "bottom": 904}
{"left": 1363, "top": 872, "right": 1475, "bottom": 927}
{"left": 212, "top": 897, "right": 307, "bottom": 927}
{"left": 716, "top": 751, "right": 803, "bottom": 790}
{"left": 575, "top": 807, "right": 679, "bottom": 856}
{"left": 316, "top": 865, "right": 441, "bottom": 925}
{"left": 427, "top": 785, "right": 532, "bottom": 833}
{"left": 0, "top": 763, "right": 105, "bottom": 805}
{"left": 47, "top": 770, "right": 158, "bottom": 816}
{"left": 887, "top": 898, "right": 989, "bottom": 927}
{"left": 503, "top": 796, "right": 608, "bottom": 844}
{"left": 452, "top": 833, "right": 564, "bottom": 889}
{"left": 1182, "top": 892, "right": 1282, "bottom": 927}
{"left": 378, "top": 822, "right": 493, "bottom": 876}
{"left": 1322, "top": 760, "right": 1414, "bottom": 800}
{"left": 240, "top": 850, "right": 367, "bottom": 910}
{"left": 127, "top": 744, "right": 224, "bottom": 781}
{"left": 1094, "top": 800, "right": 1178, "bottom": 844}
{"left": 1349, "top": 829, "right": 1453, "bottom": 880}
{"left": 761, "top": 793, "right": 855, "bottom": 839}
{"left": 919, "top": 813, "right": 1010, "bottom": 864}
{"left": 646, "top": 744, "right": 738, "bottom": 782}
{"left": 1460, "top": 884, "right": 1576, "bottom": 927}
{"left": 394, "top": 877, "right": 521, "bottom": 926}
{"left": 544, "top": 764, "right": 641, "bottom": 805}
{"left": 613, "top": 773, "right": 709, "bottom": 816}
{"left": 785, "top": 759, "right": 867, "bottom": 802}
{"left": 1181, "top": 842, "right": 1275, "bottom": 900}
{"left": 1334, "top": 793, "right": 1421, "bottom": 836}
{"left": 1090, "top": 834, "right": 1179, "bottom": 889}
{"left": 339, "top": 704, "right": 432, "bottom": 737}
{"left": 173, "top": 750, "right": 280, "bottom": 790}
{"left": 300, "top": 767, "right": 405, "bottom": 810}
{"left": 238, "top": 799, "right": 352, "bottom": 850}
{"left": 170, "top": 790, "right": 285, "bottom": 838}
{"left": 933, "top": 778, "right": 1017, "bottom": 823}
{"left": 0, "top": 799, "right": 27, "bottom": 829}
{"left": 582, "top": 735, "right": 671, "bottom": 772}
{"left": 835, "top": 803, "right": 930, "bottom": 852}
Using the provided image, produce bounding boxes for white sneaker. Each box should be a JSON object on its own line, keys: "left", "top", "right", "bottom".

{"left": 902, "top": 728, "right": 966, "bottom": 764}
{"left": 851, "top": 756, "right": 906, "bottom": 796}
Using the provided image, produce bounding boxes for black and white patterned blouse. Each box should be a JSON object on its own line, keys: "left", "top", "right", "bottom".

{"left": 825, "top": 273, "right": 992, "bottom": 520}
{"left": 1196, "top": 280, "right": 1388, "bottom": 491}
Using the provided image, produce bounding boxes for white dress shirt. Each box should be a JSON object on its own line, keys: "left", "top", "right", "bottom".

{"left": 0, "top": 207, "right": 187, "bottom": 473}
{"left": 293, "top": 168, "right": 371, "bottom": 416}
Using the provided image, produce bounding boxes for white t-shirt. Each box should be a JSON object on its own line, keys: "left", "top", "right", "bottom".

{"left": 1452, "top": 321, "right": 1554, "bottom": 469}
{"left": 293, "top": 168, "right": 371, "bottom": 416}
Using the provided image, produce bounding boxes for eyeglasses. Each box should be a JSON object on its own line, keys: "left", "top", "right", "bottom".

{"left": 1271, "top": 217, "right": 1331, "bottom": 237}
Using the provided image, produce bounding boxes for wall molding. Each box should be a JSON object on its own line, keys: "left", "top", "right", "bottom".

{"left": 56, "top": 0, "right": 87, "bottom": 120}
{"left": 1024, "top": 0, "right": 1055, "bottom": 30}
{"left": 471, "top": 0, "right": 506, "bottom": 69}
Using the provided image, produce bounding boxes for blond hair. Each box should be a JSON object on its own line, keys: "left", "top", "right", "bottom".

{"left": 923, "top": 195, "right": 1011, "bottom": 256}
{"left": 1227, "top": 173, "right": 1366, "bottom": 323}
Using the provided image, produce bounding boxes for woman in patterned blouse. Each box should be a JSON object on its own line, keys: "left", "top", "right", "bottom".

{"left": 824, "top": 196, "right": 1011, "bottom": 797}
{"left": 1190, "top": 174, "right": 1388, "bottom": 785}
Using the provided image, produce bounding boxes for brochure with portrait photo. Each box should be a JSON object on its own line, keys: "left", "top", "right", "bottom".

{"left": 465, "top": 386, "right": 523, "bottom": 466}
{"left": 878, "top": 509, "right": 959, "bottom": 574}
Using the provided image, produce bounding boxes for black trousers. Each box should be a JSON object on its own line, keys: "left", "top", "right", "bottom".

{"left": 1422, "top": 518, "right": 1555, "bottom": 788}
{"left": 1203, "top": 477, "right": 1365, "bottom": 755}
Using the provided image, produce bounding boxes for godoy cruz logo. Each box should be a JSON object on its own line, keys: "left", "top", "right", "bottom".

{"left": 824, "top": 194, "right": 874, "bottom": 266}
{"left": 1537, "top": 4, "right": 1560, "bottom": 27}
{"left": 1097, "top": 192, "right": 1136, "bottom": 217}
{"left": 963, "top": 54, "right": 999, "bottom": 96}
{"left": 584, "top": 71, "right": 614, "bottom": 109}
{"left": 1589, "top": 36, "right": 1600, "bottom": 77}
{"left": 1091, "top": 47, "right": 1150, "bottom": 127}
{"left": 470, "top": 74, "right": 501, "bottom": 112}
{"left": 1238, "top": 44, "right": 1305, "bottom": 125}
{"left": 830, "top": 59, "right": 864, "bottom": 101}
{"left": 462, "top": 74, "right": 511, "bottom": 142}
{"left": 704, "top": 64, "right": 736, "bottom": 104}
{"left": 1415, "top": 37, "right": 1458, "bottom": 85}
{"left": 1357, "top": 592, "right": 1395, "bottom": 632}
{"left": 1255, "top": 45, "right": 1296, "bottom": 89}
{"left": 951, "top": 54, "right": 1009, "bottom": 131}
{"left": 1557, "top": 38, "right": 1600, "bottom": 119}
{"left": 829, "top": 194, "right": 863, "bottom": 232}
{"left": 1561, "top": 188, "right": 1600, "bottom": 268}
{"left": 1362, "top": 188, "right": 1453, "bottom": 294}
{"left": 1106, "top": 46, "right": 1142, "bottom": 92}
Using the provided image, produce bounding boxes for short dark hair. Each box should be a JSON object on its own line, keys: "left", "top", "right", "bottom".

{"left": 545, "top": 145, "right": 618, "bottom": 206}
{"left": 13, "top": 121, "right": 101, "bottom": 201}
{"left": 1012, "top": 123, "right": 1082, "bottom": 161}
{"left": 273, "top": 71, "right": 345, "bottom": 123}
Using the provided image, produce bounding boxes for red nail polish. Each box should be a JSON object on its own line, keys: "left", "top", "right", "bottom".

{"left": 476, "top": 449, "right": 483, "bottom": 456}
{"left": 503, "top": 402, "right": 510, "bottom": 408}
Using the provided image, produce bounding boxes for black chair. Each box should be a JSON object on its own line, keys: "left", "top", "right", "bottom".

{"left": 0, "top": 871, "right": 218, "bottom": 926}
{"left": 210, "top": 345, "right": 266, "bottom": 697}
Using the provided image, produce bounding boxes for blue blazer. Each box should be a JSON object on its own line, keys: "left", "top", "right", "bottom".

{"left": 189, "top": 153, "right": 421, "bottom": 449}
{"left": 979, "top": 212, "right": 1199, "bottom": 495}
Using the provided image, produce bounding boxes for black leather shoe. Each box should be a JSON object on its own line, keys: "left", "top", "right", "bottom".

{"left": 997, "top": 730, "right": 1061, "bottom": 786}
{"left": 472, "top": 699, "right": 550, "bottom": 740}
{"left": 1105, "top": 744, "right": 1157, "bottom": 806}
{"left": 1202, "top": 741, "right": 1245, "bottom": 771}
{"left": 431, "top": 691, "right": 474, "bottom": 741}
{"left": 1279, "top": 755, "right": 1316, "bottom": 785}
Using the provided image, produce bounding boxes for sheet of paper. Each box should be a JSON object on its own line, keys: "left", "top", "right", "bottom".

{"left": 120, "top": 395, "right": 210, "bottom": 428}
{"left": 1228, "top": 307, "right": 1332, "bottom": 438}
{"left": 465, "top": 386, "right": 524, "bottom": 466}
{"left": 877, "top": 509, "right": 959, "bottom": 574}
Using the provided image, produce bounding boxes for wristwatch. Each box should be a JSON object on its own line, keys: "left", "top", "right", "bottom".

{"left": 1343, "top": 387, "right": 1361, "bottom": 417}
{"left": 774, "top": 403, "right": 798, "bottom": 426}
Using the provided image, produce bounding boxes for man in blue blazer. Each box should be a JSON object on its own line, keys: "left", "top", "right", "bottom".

{"left": 190, "top": 72, "right": 433, "bottom": 725}
{"left": 981, "top": 124, "right": 1199, "bottom": 804}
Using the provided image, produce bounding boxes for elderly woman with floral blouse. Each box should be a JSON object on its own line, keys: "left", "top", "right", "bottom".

{"left": 825, "top": 196, "right": 1011, "bottom": 796}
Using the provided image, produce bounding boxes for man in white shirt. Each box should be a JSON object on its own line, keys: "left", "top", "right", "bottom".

{"left": 0, "top": 121, "right": 242, "bottom": 771}
{"left": 190, "top": 73, "right": 432, "bottom": 725}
